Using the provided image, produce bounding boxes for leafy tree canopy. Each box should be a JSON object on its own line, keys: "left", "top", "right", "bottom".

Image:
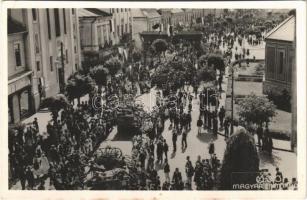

{"left": 207, "top": 53, "right": 225, "bottom": 71}
{"left": 151, "top": 39, "right": 168, "bottom": 56}
{"left": 65, "top": 73, "right": 95, "bottom": 101}
{"left": 89, "top": 65, "right": 109, "bottom": 87}
{"left": 220, "top": 127, "right": 259, "bottom": 190}
{"left": 238, "top": 93, "right": 277, "bottom": 127}
{"left": 105, "top": 57, "right": 122, "bottom": 77}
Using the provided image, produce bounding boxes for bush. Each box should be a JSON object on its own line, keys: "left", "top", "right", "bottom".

{"left": 254, "top": 63, "right": 264, "bottom": 75}
{"left": 267, "top": 89, "right": 291, "bottom": 112}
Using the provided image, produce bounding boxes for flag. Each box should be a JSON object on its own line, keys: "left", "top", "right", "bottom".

{"left": 169, "top": 25, "right": 173, "bottom": 36}
{"left": 167, "top": 24, "right": 171, "bottom": 36}
{"left": 152, "top": 23, "right": 160, "bottom": 30}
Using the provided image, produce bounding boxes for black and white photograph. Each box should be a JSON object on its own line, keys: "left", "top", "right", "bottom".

{"left": 2, "top": 2, "right": 306, "bottom": 194}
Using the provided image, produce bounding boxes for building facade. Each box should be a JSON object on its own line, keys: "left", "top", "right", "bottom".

{"left": 8, "top": 8, "right": 81, "bottom": 124}
{"left": 79, "top": 9, "right": 113, "bottom": 52}
{"left": 100, "top": 8, "right": 133, "bottom": 45}
{"left": 263, "top": 15, "right": 295, "bottom": 96}
{"left": 132, "top": 9, "right": 162, "bottom": 49}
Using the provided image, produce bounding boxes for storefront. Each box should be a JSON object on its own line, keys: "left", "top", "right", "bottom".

{"left": 8, "top": 71, "right": 33, "bottom": 124}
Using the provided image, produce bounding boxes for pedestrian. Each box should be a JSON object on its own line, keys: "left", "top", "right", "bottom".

{"left": 218, "top": 106, "right": 226, "bottom": 128}
{"left": 197, "top": 117, "right": 203, "bottom": 135}
{"left": 25, "top": 166, "right": 34, "bottom": 189}
{"left": 185, "top": 156, "right": 194, "bottom": 185}
{"left": 164, "top": 159, "right": 170, "bottom": 183}
{"left": 139, "top": 149, "right": 146, "bottom": 169}
{"left": 147, "top": 154, "right": 154, "bottom": 171}
{"left": 182, "top": 130, "right": 187, "bottom": 149}
{"left": 174, "top": 113, "right": 179, "bottom": 131}
{"left": 188, "top": 102, "right": 192, "bottom": 113}
{"left": 17, "top": 164, "right": 26, "bottom": 190}
{"left": 207, "top": 110, "right": 212, "bottom": 130}
{"left": 224, "top": 119, "right": 229, "bottom": 138}
{"left": 157, "top": 139, "right": 163, "bottom": 163}
{"left": 274, "top": 167, "right": 283, "bottom": 189}
{"left": 172, "top": 129, "right": 177, "bottom": 152}
{"left": 187, "top": 112, "right": 192, "bottom": 130}
{"left": 203, "top": 107, "right": 208, "bottom": 129}
{"left": 213, "top": 117, "right": 218, "bottom": 135}
{"left": 209, "top": 140, "right": 215, "bottom": 158}
{"left": 33, "top": 117, "right": 39, "bottom": 133}
{"left": 172, "top": 168, "right": 182, "bottom": 184}
{"left": 218, "top": 74, "right": 223, "bottom": 91}
{"left": 268, "top": 134, "right": 273, "bottom": 155}
{"left": 256, "top": 125, "right": 263, "bottom": 148}
{"left": 163, "top": 139, "right": 169, "bottom": 160}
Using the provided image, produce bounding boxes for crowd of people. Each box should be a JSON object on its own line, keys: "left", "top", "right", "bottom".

{"left": 9, "top": 99, "right": 116, "bottom": 189}
{"left": 8, "top": 11, "right": 296, "bottom": 191}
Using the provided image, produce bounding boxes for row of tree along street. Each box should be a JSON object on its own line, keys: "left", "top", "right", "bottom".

{"left": 8, "top": 9, "right": 297, "bottom": 190}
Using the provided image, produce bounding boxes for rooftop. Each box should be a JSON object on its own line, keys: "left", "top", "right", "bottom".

{"left": 8, "top": 17, "right": 27, "bottom": 35}
{"left": 265, "top": 15, "right": 295, "bottom": 42}
{"left": 79, "top": 8, "right": 112, "bottom": 17}
{"left": 132, "top": 9, "right": 161, "bottom": 19}
{"left": 171, "top": 8, "right": 184, "bottom": 14}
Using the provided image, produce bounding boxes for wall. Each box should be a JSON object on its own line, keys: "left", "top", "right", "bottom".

{"left": 132, "top": 18, "right": 147, "bottom": 50}
{"left": 112, "top": 8, "right": 132, "bottom": 44}
{"left": 263, "top": 39, "right": 293, "bottom": 96}
{"left": 8, "top": 34, "right": 27, "bottom": 78}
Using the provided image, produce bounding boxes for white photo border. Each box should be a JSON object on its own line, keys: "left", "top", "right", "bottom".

{"left": 0, "top": 1, "right": 306, "bottom": 199}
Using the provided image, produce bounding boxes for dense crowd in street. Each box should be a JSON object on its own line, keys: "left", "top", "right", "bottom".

{"left": 8, "top": 11, "right": 296, "bottom": 190}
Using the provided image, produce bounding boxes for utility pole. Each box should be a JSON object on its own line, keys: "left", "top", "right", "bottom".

{"left": 230, "top": 62, "right": 234, "bottom": 135}
{"left": 60, "top": 42, "right": 65, "bottom": 93}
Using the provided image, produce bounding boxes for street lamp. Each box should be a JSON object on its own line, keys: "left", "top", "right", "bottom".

{"left": 229, "top": 59, "right": 242, "bottom": 135}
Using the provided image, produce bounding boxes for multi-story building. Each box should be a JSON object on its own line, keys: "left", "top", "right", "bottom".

{"left": 263, "top": 15, "right": 295, "bottom": 97}
{"left": 8, "top": 8, "right": 81, "bottom": 124}
{"left": 158, "top": 9, "right": 223, "bottom": 33}
{"left": 132, "top": 9, "right": 162, "bottom": 49}
{"left": 79, "top": 9, "right": 113, "bottom": 52}
{"left": 100, "top": 8, "right": 133, "bottom": 45}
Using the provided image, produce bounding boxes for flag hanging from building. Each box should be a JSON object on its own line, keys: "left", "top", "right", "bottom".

{"left": 167, "top": 24, "right": 170, "bottom": 36}
{"left": 152, "top": 23, "right": 160, "bottom": 30}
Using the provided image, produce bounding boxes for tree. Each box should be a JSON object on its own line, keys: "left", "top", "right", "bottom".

{"left": 151, "top": 59, "right": 194, "bottom": 91}
{"left": 41, "top": 94, "right": 69, "bottom": 123}
{"left": 237, "top": 93, "right": 277, "bottom": 128}
{"left": 90, "top": 65, "right": 109, "bottom": 93}
{"left": 198, "top": 55, "right": 208, "bottom": 67}
{"left": 219, "top": 127, "right": 260, "bottom": 190}
{"left": 65, "top": 73, "right": 95, "bottom": 104}
{"left": 151, "top": 39, "right": 168, "bottom": 62}
{"left": 197, "top": 67, "right": 216, "bottom": 83}
{"left": 207, "top": 54, "right": 225, "bottom": 72}
{"left": 132, "top": 49, "right": 142, "bottom": 63}
{"left": 105, "top": 57, "right": 122, "bottom": 77}
{"left": 288, "top": 9, "right": 296, "bottom": 16}
{"left": 192, "top": 23, "right": 204, "bottom": 32}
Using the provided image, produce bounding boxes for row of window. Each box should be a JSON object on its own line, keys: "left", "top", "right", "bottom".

{"left": 267, "top": 47, "right": 286, "bottom": 75}
{"left": 30, "top": 9, "right": 77, "bottom": 73}
{"left": 266, "top": 46, "right": 292, "bottom": 83}
{"left": 110, "top": 8, "right": 131, "bottom": 14}
{"left": 35, "top": 8, "right": 72, "bottom": 39}
{"left": 14, "top": 41, "right": 72, "bottom": 74}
